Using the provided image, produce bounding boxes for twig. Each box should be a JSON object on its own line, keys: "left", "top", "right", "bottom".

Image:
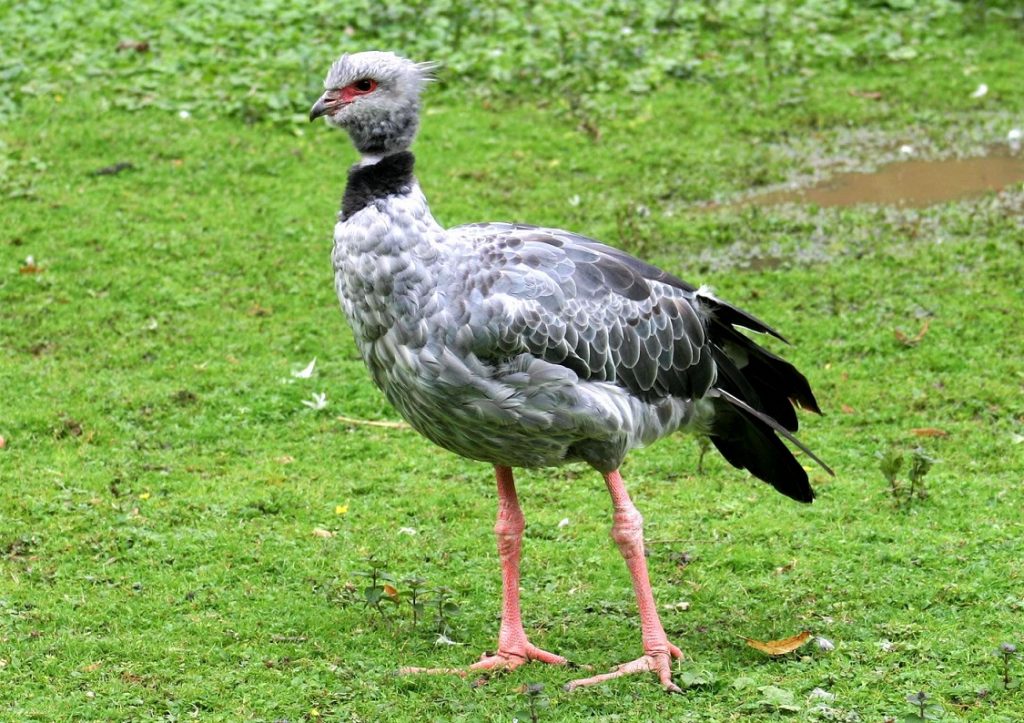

{"left": 336, "top": 415, "right": 411, "bottom": 430}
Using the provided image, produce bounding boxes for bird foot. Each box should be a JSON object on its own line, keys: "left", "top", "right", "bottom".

{"left": 398, "top": 642, "right": 567, "bottom": 678}
{"left": 470, "top": 643, "right": 567, "bottom": 672}
{"left": 564, "top": 643, "right": 684, "bottom": 694}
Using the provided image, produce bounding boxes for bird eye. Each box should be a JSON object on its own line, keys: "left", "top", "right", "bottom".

{"left": 353, "top": 78, "right": 377, "bottom": 93}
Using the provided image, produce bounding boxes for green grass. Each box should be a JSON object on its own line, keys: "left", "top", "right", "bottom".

{"left": 3, "top": 3, "right": 1024, "bottom": 721}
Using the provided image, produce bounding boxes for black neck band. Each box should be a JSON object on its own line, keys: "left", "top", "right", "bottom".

{"left": 341, "top": 151, "right": 416, "bottom": 221}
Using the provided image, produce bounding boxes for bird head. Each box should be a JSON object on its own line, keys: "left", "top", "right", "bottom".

{"left": 309, "top": 51, "right": 437, "bottom": 157}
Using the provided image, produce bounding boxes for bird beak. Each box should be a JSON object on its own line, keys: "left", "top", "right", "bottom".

{"left": 309, "top": 93, "right": 335, "bottom": 122}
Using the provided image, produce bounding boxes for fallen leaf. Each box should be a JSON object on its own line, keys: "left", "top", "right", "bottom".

{"left": 816, "top": 636, "right": 835, "bottom": 652}
{"left": 116, "top": 39, "right": 150, "bottom": 52}
{"left": 894, "top": 319, "right": 931, "bottom": 347}
{"left": 911, "top": 427, "right": 948, "bottom": 438}
{"left": 276, "top": 455, "right": 294, "bottom": 464}
{"left": 383, "top": 583, "right": 399, "bottom": 602}
{"left": 82, "top": 661, "right": 103, "bottom": 672}
{"left": 248, "top": 303, "right": 271, "bottom": 317}
{"left": 292, "top": 358, "right": 316, "bottom": 379}
{"left": 311, "top": 528, "right": 334, "bottom": 538}
{"left": 774, "top": 560, "right": 797, "bottom": 575}
{"left": 971, "top": 83, "right": 988, "bottom": 98}
{"left": 0, "top": 435, "right": 6, "bottom": 449}
{"left": 742, "top": 630, "right": 813, "bottom": 656}
{"left": 558, "top": 517, "right": 570, "bottom": 528}
{"left": 398, "top": 527, "right": 417, "bottom": 535}
{"left": 840, "top": 404, "right": 855, "bottom": 414}
{"left": 19, "top": 255, "right": 43, "bottom": 274}
{"left": 302, "top": 392, "right": 327, "bottom": 411}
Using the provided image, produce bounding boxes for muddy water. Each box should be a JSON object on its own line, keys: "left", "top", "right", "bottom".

{"left": 748, "top": 149, "right": 1024, "bottom": 208}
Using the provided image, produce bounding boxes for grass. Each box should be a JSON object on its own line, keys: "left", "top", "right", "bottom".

{"left": 3, "top": 3, "right": 1024, "bottom": 721}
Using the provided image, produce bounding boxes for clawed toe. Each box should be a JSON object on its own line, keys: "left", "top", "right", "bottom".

{"left": 400, "top": 642, "right": 566, "bottom": 679}
{"left": 564, "top": 650, "right": 682, "bottom": 693}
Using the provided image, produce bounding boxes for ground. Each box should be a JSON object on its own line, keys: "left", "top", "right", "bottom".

{"left": 1, "top": 2, "right": 1023, "bottom": 721}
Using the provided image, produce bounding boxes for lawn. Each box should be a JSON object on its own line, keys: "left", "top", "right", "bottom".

{"left": 2, "top": 2, "right": 1023, "bottom": 720}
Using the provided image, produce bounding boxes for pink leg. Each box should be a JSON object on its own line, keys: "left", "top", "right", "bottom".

{"left": 400, "top": 465, "right": 565, "bottom": 677}
{"left": 565, "top": 469, "right": 683, "bottom": 693}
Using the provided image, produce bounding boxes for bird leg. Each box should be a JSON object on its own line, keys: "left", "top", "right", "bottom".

{"left": 565, "top": 469, "right": 683, "bottom": 693}
{"left": 470, "top": 465, "right": 567, "bottom": 671}
{"left": 400, "top": 465, "right": 565, "bottom": 677}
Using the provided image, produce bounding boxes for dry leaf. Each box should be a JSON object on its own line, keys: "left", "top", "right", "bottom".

{"left": 311, "top": 528, "right": 334, "bottom": 538}
{"left": 383, "top": 583, "right": 399, "bottom": 602}
{"left": 116, "top": 39, "right": 150, "bottom": 53}
{"left": 894, "top": 319, "right": 931, "bottom": 347}
{"left": 82, "top": 661, "right": 103, "bottom": 672}
{"left": 742, "top": 630, "right": 813, "bottom": 656}
{"left": 911, "top": 428, "right": 948, "bottom": 438}
{"left": 774, "top": 560, "right": 797, "bottom": 575}
{"left": 840, "top": 404, "right": 855, "bottom": 414}
{"left": 0, "top": 435, "right": 6, "bottom": 449}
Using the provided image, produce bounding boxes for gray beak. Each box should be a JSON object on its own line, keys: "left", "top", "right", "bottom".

{"left": 309, "top": 93, "right": 332, "bottom": 122}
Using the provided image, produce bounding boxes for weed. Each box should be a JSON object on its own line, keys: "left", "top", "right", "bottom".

{"left": 353, "top": 555, "right": 398, "bottom": 619}
{"left": 403, "top": 576, "right": 429, "bottom": 626}
{"left": 998, "top": 643, "right": 1019, "bottom": 690}
{"left": 518, "top": 683, "right": 548, "bottom": 723}
{"left": 431, "top": 586, "right": 461, "bottom": 638}
{"left": 879, "top": 447, "right": 935, "bottom": 510}
{"left": 904, "top": 690, "right": 942, "bottom": 721}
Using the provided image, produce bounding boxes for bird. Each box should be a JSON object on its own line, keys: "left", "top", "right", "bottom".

{"left": 309, "top": 51, "right": 831, "bottom": 693}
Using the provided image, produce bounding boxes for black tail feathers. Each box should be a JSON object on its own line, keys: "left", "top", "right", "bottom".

{"left": 705, "top": 319, "right": 832, "bottom": 503}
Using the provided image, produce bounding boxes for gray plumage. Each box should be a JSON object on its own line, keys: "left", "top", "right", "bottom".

{"left": 312, "top": 52, "right": 828, "bottom": 502}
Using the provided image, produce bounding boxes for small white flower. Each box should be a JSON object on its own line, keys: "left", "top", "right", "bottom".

{"left": 178, "top": 109, "right": 191, "bottom": 119}
{"left": 302, "top": 392, "right": 327, "bottom": 410}
{"left": 816, "top": 636, "right": 835, "bottom": 652}
{"left": 568, "top": 194, "right": 581, "bottom": 207}
{"left": 558, "top": 517, "right": 570, "bottom": 528}
{"left": 24, "top": 255, "right": 35, "bottom": 266}
{"left": 144, "top": 317, "right": 159, "bottom": 331}
{"left": 398, "top": 527, "right": 417, "bottom": 536}
{"left": 899, "top": 144, "right": 914, "bottom": 156}
{"left": 292, "top": 358, "right": 317, "bottom": 379}
{"left": 970, "top": 83, "right": 988, "bottom": 98}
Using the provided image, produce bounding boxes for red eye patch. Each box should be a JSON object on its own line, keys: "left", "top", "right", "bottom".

{"left": 339, "top": 79, "right": 378, "bottom": 103}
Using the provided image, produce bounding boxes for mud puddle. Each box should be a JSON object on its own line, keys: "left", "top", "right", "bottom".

{"left": 747, "top": 147, "right": 1024, "bottom": 208}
